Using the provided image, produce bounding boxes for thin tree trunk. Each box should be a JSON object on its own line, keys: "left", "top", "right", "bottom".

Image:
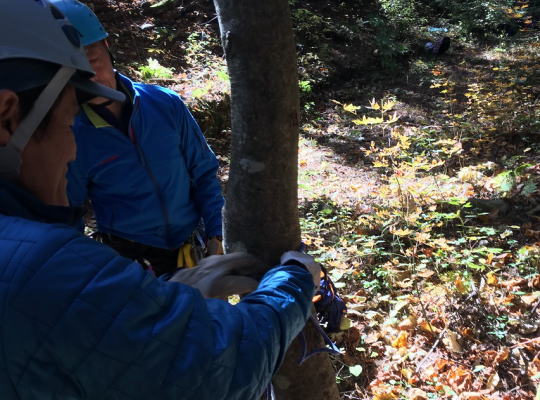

{"left": 213, "top": 1, "right": 339, "bottom": 399}
{"left": 214, "top": 0, "right": 300, "bottom": 264}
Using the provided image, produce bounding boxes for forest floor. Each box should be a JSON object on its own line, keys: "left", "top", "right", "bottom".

{"left": 88, "top": 1, "right": 540, "bottom": 399}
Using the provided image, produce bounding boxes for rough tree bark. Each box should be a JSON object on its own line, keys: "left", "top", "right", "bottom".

{"left": 212, "top": 1, "right": 340, "bottom": 399}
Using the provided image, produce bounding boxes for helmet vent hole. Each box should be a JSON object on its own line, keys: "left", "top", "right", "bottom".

{"left": 62, "top": 25, "right": 82, "bottom": 48}
{"left": 49, "top": 4, "right": 65, "bottom": 20}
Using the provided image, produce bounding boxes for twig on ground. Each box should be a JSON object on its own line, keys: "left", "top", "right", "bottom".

{"left": 415, "top": 326, "right": 448, "bottom": 374}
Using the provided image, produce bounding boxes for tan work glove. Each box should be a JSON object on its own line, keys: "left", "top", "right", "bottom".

{"left": 280, "top": 251, "right": 321, "bottom": 292}
{"left": 170, "top": 252, "right": 266, "bottom": 298}
{"left": 206, "top": 236, "right": 224, "bottom": 256}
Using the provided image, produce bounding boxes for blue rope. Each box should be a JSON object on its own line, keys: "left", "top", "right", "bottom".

{"left": 297, "top": 315, "right": 342, "bottom": 364}
{"left": 264, "top": 242, "right": 342, "bottom": 399}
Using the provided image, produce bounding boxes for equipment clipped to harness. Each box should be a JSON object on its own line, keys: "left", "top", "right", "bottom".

{"left": 177, "top": 243, "right": 196, "bottom": 268}
{"left": 294, "top": 243, "right": 348, "bottom": 364}
{"left": 313, "top": 265, "right": 347, "bottom": 333}
{"left": 293, "top": 267, "right": 347, "bottom": 365}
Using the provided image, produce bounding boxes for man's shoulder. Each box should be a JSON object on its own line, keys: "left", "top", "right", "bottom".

{"left": 131, "top": 79, "right": 180, "bottom": 99}
{"left": 0, "top": 213, "right": 73, "bottom": 241}
{"left": 0, "top": 214, "right": 123, "bottom": 274}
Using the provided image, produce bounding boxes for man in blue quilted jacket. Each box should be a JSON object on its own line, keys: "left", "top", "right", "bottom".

{"left": 0, "top": 1, "right": 319, "bottom": 398}
{"left": 50, "top": 0, "right": 225, "bottom": 276}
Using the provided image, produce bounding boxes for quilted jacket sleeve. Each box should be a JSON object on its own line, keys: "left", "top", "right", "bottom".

{"left": 174, "top": 95, "right": 224, "bottom": 238}
{"left": 5, "top": 227, "right": 312, "bottom": 400}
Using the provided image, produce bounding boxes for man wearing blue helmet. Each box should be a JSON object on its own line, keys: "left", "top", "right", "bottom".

{"left": 0, "top": 1, "right": 319, "bottom": 398}
{"left": 51, "top": 0, "right": 225, "bottom": 276}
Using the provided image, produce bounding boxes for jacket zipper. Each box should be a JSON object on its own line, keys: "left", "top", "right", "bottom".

{"left": 129, "top": 98, "right": 174, "bottom": 248}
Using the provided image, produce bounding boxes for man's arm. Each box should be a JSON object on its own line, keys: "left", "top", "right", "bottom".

{"left": 174, "top": 96, "right": 224, "bottom": 239}
{"left": 15, "top": 232, "right": 313, "bottom": 399}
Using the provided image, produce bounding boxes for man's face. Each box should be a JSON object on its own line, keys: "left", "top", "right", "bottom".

{"left": 84, "top": 40, "right": 116, "bottom": 95}
{"left": 18, "top": 85, "right": 79, "bottom": 206}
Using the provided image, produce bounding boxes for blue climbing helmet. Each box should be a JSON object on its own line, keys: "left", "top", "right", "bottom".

{"left": 49, "top": 0, "right": 108, "bottom": 46}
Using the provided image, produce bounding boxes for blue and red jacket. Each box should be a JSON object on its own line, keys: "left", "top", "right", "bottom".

{"left": 67, "top": 73, "right": 224, "bottom": 249}
{"left": 0, "top": 178, "right": 313, "bottom": 399}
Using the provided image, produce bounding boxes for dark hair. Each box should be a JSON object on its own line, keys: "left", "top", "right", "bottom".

{"left": 0, "top": 58, "right": 60, "bottom": 137}
{"left": 15, "top": 85, "right": 54, "bottom": 139}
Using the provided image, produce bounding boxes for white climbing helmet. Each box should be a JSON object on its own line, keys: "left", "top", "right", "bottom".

{"left": 0, "top": 0, "right": 125, "bottom": 180}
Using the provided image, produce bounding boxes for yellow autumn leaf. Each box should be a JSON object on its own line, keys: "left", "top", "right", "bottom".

{"left": 382, "top": 99, "right": 396, "bottom": 111}
{"left": 369, "top": 98, "right": 381, "bottom": 110}
{"left": 352, "top": 116, "right": 384, "bottom": 125}
{"left": 339, "top": 317, "right": 352, "bottom": 331}
{"left": 390, "top": 228, "right": 413, "bottom": 237}
{"left": 486, "top": 271, "right": 498, "bottom": 286}
{"left": 343, "top": 103, "right": 360, "bottom": 113}
{"left": 455, "top": 276, "right": 468, "bottom": 294}
{"left": 392, "top": 331, "right": 409, "bottom": 348}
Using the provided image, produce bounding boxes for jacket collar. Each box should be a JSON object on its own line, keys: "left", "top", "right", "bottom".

{"left": 0, "top": 179, "right": 83, "bottom": 227}
{"left": 82, "top": 72, "right": 136, "bottom": 129}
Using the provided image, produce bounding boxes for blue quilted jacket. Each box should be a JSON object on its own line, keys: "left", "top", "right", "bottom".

{"left": 67, "top": 74, "right": 224, "bottom": 249}
{"left": 0, "top": 179, "right": 313, "bottom": 399}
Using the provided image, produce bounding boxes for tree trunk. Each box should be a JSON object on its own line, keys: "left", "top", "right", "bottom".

{"left": 212, "top": 1, "right": 339, "bottom": 399}
{"left": 213, "top": 0, "right": 300, "bottom": 264}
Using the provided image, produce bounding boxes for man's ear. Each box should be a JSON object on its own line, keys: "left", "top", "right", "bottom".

{"left": 0, "top": 90, "right": 20, "bottom": 146}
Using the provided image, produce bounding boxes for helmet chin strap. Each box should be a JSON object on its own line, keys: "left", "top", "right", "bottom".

{"left": 0, "top": 66, "right": 75, "bottom": 181}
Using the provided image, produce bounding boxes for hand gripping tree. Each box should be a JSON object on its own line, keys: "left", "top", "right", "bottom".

{"left": 213, "top": 1, "right": 340, "bottom": 399}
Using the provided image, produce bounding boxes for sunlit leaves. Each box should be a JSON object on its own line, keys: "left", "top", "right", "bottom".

{"left": 297, "top": 20, "right": 540, "bottom": 400}
{"left": 343, "top": 103, "right": 361, "bottom": 113}
{"left": 353, "top": 116, "right": 385, "bottom": 125}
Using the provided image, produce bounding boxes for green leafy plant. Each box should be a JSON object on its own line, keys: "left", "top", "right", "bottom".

{"left": 138, "top": 58, "right": 174, "bottom": 81}
{"left": 418, "top": 0, "right": 514, "bottom": 37}
{"left": 299, "top": 80, "right": 312, "bottom": 94}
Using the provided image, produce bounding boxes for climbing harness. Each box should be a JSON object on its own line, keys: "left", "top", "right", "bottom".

{"left": 312, "top": 265, "right": 348, "bottom": 333}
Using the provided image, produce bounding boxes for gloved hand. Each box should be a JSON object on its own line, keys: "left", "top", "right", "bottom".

{"left": 170, "top": 252, "right": 266, "bottom": 299}
{"left": 206, "top": 236, "right": 224, "bottom": 256}
{"left": 280, "top": 250, "right": 321, "bottom": 292}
